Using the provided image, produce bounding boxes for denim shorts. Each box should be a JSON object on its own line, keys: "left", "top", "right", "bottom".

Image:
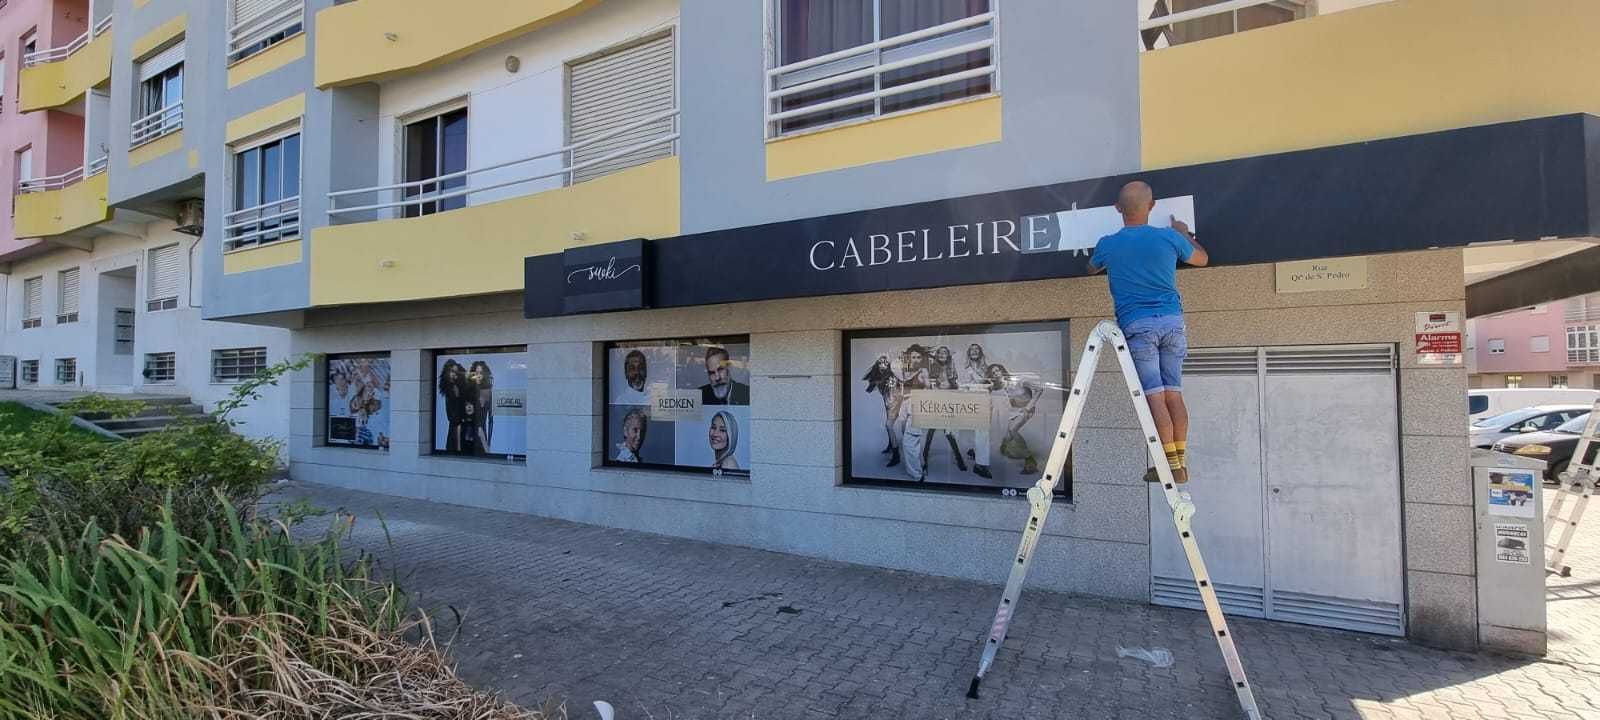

{"left": 1125, "top": 314, "right": 1188, "bottom": 394}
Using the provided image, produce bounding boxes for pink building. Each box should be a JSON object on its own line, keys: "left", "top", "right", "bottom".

{"left": 1471, "top": 296, "right": 1600, "bottom": 390}
{"left": 0, "top": 0, "right": 89, "bottom": 265}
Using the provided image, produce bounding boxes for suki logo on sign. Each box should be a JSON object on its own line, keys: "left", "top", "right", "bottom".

{"left": 567, "top": 256, "right": 642, "bottom": 284}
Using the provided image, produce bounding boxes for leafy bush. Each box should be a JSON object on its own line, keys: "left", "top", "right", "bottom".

{"left": 0, "top": 356, "right": 308, "bottom": 554}
{"left": 0, "top": 498, "right": 544, "bottom": 719}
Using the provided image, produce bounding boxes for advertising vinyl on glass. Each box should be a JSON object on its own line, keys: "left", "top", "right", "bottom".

{"left": 433, "top": 350, "right": 529, "bottom": 459}
{"left": 606, "top": 339, "right": 751, "bottom": 475}
{"left": 848, "top": 324, "right": 1067, "bottom": 493}
{"left": 327, "top": 355, "right": 391, "bottom": 450}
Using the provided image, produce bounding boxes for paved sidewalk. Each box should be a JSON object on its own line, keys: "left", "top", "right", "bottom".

{"left": 276, "top": 482, "right": 1600, "bottom": 720}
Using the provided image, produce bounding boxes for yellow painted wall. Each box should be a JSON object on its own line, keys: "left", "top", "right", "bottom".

{"left": 314, "top": 0, "right": 599, "bottom": 88}
{"left": 129, "top": 130, "right": 183, "bottom": 167}
{"left": 225, "top": 239, "right": 303, "bottom": 274}
{"left": 14, "top": 173, "right": 110, "bottom": 238}
{"left": 766, "top": 97, "right": 1003, "bottom": 181}
{"left": 1141, "top": 0, "right": 1600, "bottom": 169}
{"left": 132, "top": 14, "right": 185, "bottom": 60}
{"left": 310, "top": 157, "right": 679, "bottom": 306}
{"left": 18, "top": 31, "right": 111, "bottom": 112}
{"left": 227, "top": 94, "right": 306, "bottom": 143}
{"left": 228, "top": 34, "right": 306, "bottom": 88}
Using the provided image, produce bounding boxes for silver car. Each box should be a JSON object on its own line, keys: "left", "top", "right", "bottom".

{"left": 1470, "top": 404, "right": 1591, "bottom": 449}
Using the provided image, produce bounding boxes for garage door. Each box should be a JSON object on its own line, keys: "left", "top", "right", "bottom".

{"left": 1150, "top": 344, "right": 1405, "bottom": 636}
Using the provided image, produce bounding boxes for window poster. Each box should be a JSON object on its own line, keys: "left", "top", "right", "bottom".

{"left": 605, "top": 337, "right": 751, "bottom": 476}
{"left": 845, "top": 322, "right": 1070, "bottom": 498}
{"left": 327, "top": 353, "right": 391, "bottom": 450}
{"left": 432, "top": 347, "right": 529, "bottom": 460}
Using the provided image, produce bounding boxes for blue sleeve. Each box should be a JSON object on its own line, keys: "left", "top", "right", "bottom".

{"left": 1088, "top": 243, "right": 1103, "bottom": 270}
{"left": 1165, "top": 227, "right": 1194, "bottom": 263}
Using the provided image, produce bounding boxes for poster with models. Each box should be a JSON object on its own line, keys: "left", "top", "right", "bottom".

{"left": 605, "top": 337, "right": 751, "bottom": 476}
{"left": 432, "top": 347, "right": 528, "bottom": 459}
{"left": 845, "top": 322, "right": 1070, "bottom": 497}
{"left": 326, "top": 353, "right": 391, "bottom": 450}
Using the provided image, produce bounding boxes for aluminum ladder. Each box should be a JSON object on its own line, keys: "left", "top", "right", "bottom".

{"left": 966, "top": 320, "right": 1262, "bottom": 720}
{"left": 1545, "top": 399, "right": 1600, "bottom": 577}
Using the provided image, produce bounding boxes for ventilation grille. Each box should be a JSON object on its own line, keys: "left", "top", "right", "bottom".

{"left": 1265, "top": 346, "right": 1394, "bottom": 374}
{"left": 1269, "top": 590, "right": 1403, "bottom": 636}
{"left": 1152, "top": 576, "right": 1265, "bottom": 617}
{"left": 1183, "top": 350, "right": 1258, "bottom": 376}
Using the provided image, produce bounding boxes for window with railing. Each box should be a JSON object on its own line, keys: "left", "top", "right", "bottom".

{"left": 401, "top": 106, "right": 468, "bottom": 218}
{"left": 212, "top": 347, "right": 267, "bottom": 383}
{"left": 226, "top": 130, "right": 300, "bottom": 249}
{"left": 1568, "top": 325, "right": 1600, "bottom": 365}
{"left": 143, "top": 352, "right": 175, "bottom": 384}
{"left": 133, "top": 43, "right": 184, "bottom": 148}
{"left": 19, "top": 359, "right": 37, "bottom": 385}
{"left": 1139, "top": 0, "right": 1309, "bottom": 51}
{"left": 228, "top": 0, "right": 303, "bottom": 64}
{"left": 22, "top": 14, "right": 112, "bottom": 67}
{"left": 767, "top": 0, "right": 995, "bottom": 138}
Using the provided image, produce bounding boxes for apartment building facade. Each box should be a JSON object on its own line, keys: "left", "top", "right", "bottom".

{"left": 0, "top": 0, "right": 291, "bottom": 439}
{"left": 3, "top": 0, "right": 1597, "bottom": 655}
{"left": 1470, "top": 295, "right": 1600, "bottom": 390}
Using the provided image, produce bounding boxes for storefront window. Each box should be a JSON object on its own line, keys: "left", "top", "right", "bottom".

{"left": 326, "top": 353, "right": 391, "bottom": 450}
{"left": 431, "top": 347, "right": 528, "bottom": 460}
{"left": 603, "top": 337, "right": 751, "bottom": 476}
{"left": 845, "top": 321, "right": 1070, "bottom": 499}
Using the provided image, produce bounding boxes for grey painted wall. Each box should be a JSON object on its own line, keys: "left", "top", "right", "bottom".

{"left": 107, "top": 0, "right": 213, "bottom": 206}
{"left": 677, "top": 0, "right": 1142, "bottom": 234}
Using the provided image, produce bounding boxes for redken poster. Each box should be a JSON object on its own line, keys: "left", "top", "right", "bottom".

{"left": 432, "top": 347, "right": 529, "bottom": 460}
{"left": 326, "top": 353, "right": 391, "bottom": 450}
{"left": 845, "top": 322, "right": 1070, "bottom": 497}
{"left": 604, "top": 336, "right": 751, "bottom": 476}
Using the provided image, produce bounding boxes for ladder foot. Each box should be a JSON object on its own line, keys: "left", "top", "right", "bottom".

{"left": 966, "top": 677, "right": 982, "bottom": 699}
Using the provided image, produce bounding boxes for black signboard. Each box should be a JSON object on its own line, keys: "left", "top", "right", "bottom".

{"left": 526, "top": 114, "right": 1598, "bottom": 318}
{"left": 557, "top": 239, "right": 649, "bottom": 315}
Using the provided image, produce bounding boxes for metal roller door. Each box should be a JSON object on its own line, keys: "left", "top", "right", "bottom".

{"left": 1150, "top": 344, "right": 1404, "bottom": 636}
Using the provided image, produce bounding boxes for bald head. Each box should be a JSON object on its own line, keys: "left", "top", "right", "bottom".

{"left": 1115, "top": 181, "right": 1155, "bottom": 224}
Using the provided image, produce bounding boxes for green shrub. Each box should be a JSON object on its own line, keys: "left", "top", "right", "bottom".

{"left": 0, "top": 356, "right": 310, "bottom": 554}
{"left": 0, "top": 498, "right": 542, "bottom": 719}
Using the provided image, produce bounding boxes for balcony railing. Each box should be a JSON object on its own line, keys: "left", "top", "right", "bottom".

{"left": 131, "top": 100, "right": 183, "bottom": 147}
{"left": 224, "top": 195, "right": 301, "bottom": 250}
{"left": 765, "top": 11, "right": 996, "bottom": 138}
{"left": 327, "top": 108, "right": 679, "bottom": 221}
{"left": 228, "top": 0, "right": 304, "bottom": 63}
{"left": 16, "top": 154, "right": 107, "bottom": 195}
{"left": 1139, "top": 0, "right": 1310, "bottom": 50}
{"left": 22, "top": 14, "right": 113, "bottom": 67}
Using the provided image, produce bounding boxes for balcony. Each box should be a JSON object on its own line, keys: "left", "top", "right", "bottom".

{"left": 131, "top": 100, "right": 184, "bottom": 148}
{"left": 18, "top": 15, "right": 112, "bottom": 113}
{"left": 313, "top": 0, "right": 600, "bottom": 88}
{"left": 309, "top": 110, "right": 680, "bottom": 307}
{"left": 1139, "top": 0, "right": 1600, "bottom": 169}
{"left": 14, "top": 166, "right": 110, "bottom": 239}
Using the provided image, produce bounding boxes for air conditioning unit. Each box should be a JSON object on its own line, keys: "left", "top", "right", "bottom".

{"left": 174, "top": 199, "right": 204, "bottom": 236}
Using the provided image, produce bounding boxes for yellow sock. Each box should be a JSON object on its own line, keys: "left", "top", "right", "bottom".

{"left": 1175, "top": 441, "right": 1187, "bottom": 468}
{"left": 1163, "top": 442, "right": 1181, "bottom": 471}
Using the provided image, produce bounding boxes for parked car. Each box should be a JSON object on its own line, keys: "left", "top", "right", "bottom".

{"left": 1492, "top": 412, "right": 1593, "bottom": 482}
{"left": 1470, "top": 404, "right": 1592, "bottom": 449}
{"left": 1469, "top": 388, "right": 1600, "bottom": 422}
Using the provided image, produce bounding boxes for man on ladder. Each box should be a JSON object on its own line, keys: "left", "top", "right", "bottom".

{"left": 1088, "top": 180, "right": 1209, "bottom": 483}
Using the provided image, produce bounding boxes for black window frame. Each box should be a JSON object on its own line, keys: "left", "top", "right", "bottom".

{"left": 600, "top": 335, "right": 754, "bottom": 478}
{"left": 402, "top": 106, "right": 468, "bottom": 218}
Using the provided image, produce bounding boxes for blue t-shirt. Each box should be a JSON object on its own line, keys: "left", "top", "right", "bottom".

{"left": 1088, "top": 225, "right": 1194, "bottom": 327}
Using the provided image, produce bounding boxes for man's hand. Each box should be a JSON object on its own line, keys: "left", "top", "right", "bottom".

{"left": 1170, "top": 215, "right": 1191, "bottom": 237}
{"left": 1171, "top": 215, "right": 1210, "bottom": 267}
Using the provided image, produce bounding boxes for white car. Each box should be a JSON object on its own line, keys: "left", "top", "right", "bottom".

{"left": 1469, "top": 388, "right": 1600, "bottom": 422}
{"left": 1470, "top": 404, "right": 1592, "bottom": 449}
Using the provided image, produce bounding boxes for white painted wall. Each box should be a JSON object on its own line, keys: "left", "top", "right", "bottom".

{"left": 0, "top": 224, "right": 291, "bottom": 444}
{"left": 369, "top": 0, "right": 679, "bottom": 216}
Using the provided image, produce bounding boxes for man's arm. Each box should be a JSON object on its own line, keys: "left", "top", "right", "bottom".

{"left": 1170, "top": 216, "right": 1209, "bottom": 267}
{"left": 1086, "top": 248, "right": 1106, "bottom": 275}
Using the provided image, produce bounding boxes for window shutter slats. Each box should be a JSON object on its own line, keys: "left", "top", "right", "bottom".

{"left": 58, "top": 268, "right": 79, "bottom": 314}
{"left": 568, "top": 32, "right": 675, "bottom": 184}
{"left": 139, "top": 42, "right": 185, "bottom": 82}
{"left": 233, "top": 0, "right": 279, "bottom": 27}
{"left": 23, "top": 277, "right": 41, "bottom": 318}
{"left": 148, "top": 244, "right": 180, "bottom": 301}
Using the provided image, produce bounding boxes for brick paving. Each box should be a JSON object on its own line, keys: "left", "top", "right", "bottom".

{"left": 276, "top": 482, "right": 1600, "bottom": 720}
